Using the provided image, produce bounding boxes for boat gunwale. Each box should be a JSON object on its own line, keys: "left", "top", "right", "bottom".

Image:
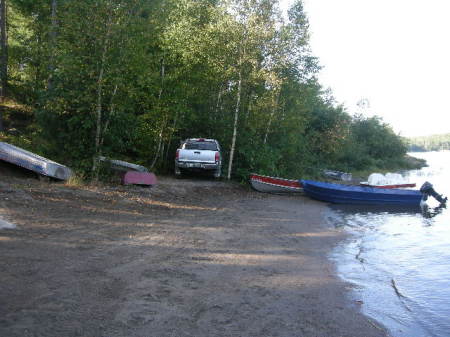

{"left": 250, "top": 173, "right": 303, "bottom": 193}
{"left": 360, "top": 182, "right": 417, "bottom": 189}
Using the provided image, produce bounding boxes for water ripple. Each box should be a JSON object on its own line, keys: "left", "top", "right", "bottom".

{"left": 331, "top": 151, "right": 450, "bottom": 337}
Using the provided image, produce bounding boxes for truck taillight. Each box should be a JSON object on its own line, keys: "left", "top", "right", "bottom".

{"left": 215, "top": 151, "right": 220, "bottom": 162}
{"left": 176, "top": 149, "right": 180, "bottom": 160}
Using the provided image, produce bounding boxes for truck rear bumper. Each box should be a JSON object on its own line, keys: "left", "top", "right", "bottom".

{"left": 176, "top": 161, "right": 219, "bottom": 170}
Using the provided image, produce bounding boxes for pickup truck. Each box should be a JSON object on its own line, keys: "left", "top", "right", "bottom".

{"left": 175, "top": 138, "right": 222, "bottom": 178}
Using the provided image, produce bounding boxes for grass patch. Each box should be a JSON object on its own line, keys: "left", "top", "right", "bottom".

{"left": 65, "top": 173, "right": 88, "bottom": 187}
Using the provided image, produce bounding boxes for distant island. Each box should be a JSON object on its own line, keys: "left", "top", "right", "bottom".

{"left": 407, "top": 133, "right": 450, "bottom": 152}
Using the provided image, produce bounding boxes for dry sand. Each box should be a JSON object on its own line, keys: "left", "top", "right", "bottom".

{"left": 0, "top": 167, "right": 388, "bottom": 337}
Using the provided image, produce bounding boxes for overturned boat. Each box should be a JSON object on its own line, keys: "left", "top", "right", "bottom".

{"left": 98, "top": 156, "right": 157, "bottom": 187}
{"left": 121, "top": 171, "right": 157, "bottom": 187}
{"left": 0, "top": 142, "right": 72, "bottom": 180}
{"left": 322, "top": 169, "right": 352, "bottom": 181}
{"left": 98, "top": 156, "right": 148, "bottom": 172}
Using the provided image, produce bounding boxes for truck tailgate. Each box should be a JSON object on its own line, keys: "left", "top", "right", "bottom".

{"left": 178, "top": 149, "right": 216, "bottom": 163}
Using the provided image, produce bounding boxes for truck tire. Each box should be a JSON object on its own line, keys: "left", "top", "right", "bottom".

{"left": 175, "top": 167, "right": 182, "bottom": 178}
{"left": 213, "top": 168, "right": 221, "bottom": 179}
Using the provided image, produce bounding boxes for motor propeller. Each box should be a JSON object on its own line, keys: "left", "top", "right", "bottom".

{"left": 420, "top": 181, "right": 448, "bottom": 204}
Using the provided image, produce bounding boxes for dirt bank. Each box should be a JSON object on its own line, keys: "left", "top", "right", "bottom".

{"left": 0, "top": 168, "right": 388, "bottom": 337}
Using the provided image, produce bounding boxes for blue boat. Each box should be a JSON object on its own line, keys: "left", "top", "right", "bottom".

{"left": 300, "top": 179, "right": 423, "bottom": 206}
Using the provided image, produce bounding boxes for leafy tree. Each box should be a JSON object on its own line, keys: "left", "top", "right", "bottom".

{"left": 0, "top": 0, "right": 7, "bottom": 130}
{"left": 3, "top": 0, "right": 413, "bottom": 181}
{"left": 338, "top": 115, "right": 407, "bottom": 170}
{"left": 407, "top": 133, "right": 450, "bottom": 152}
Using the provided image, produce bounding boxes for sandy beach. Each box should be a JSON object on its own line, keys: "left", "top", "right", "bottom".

{"left": 0, "top": 167, "right": 388, "bottom": 337}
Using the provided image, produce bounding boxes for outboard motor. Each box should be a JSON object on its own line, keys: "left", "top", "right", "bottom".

{"left": 420, "top": 181, "right": 447, "bottom": 204}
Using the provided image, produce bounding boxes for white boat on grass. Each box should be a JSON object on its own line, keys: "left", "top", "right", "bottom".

{"left": 0, "top": 142, "right": 72, "bottom": 180}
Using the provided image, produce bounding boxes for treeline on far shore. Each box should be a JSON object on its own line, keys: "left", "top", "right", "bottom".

{"left": 407, "top": 134, "right": 450, "bottom": 152}
{"left": 0, "top": 0, "right": 420, "bottom": 182}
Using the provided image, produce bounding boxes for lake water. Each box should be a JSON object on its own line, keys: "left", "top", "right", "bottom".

{"left": 328, "top": 151, "right": 450, "bottom": 337}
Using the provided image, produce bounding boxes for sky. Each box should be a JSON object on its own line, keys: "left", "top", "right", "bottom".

{"left": 281, "top": 0, "right": 450, "bottom": 137}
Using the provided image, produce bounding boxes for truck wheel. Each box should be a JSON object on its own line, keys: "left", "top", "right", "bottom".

{"left": 213, "top": 169, "right": 221, "bottom": 179}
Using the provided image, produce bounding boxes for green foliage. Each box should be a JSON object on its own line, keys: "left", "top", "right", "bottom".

{"left": 3, "top": 0, "right": 411, "bottom": 182}
{"left": 407, "top": 133, "right": 450, "bottom": 152}
{"left": 338, "top": 115, "right": 409, "bottom": 171}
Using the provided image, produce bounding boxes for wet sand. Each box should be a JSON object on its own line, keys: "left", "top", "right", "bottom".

{"left": 0, "top": 171, "right": 388, "bottom": 337}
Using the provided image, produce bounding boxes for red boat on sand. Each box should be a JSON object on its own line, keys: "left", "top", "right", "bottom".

{"left": 249, "top": 173, "right": 303, "bottom": 194}
{"left": 122, "top": 171, "right": 157, "bottom": 187}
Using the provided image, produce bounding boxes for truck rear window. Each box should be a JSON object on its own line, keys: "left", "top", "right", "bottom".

{"left": 184, "top": 142, "right": 218, "bottom": 151}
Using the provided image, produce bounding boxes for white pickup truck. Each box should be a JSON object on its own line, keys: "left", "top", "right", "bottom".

{"left": 175, "top": 138, "right": 222, "bottom": 178}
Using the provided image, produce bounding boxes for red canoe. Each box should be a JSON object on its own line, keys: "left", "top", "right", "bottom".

{"left": 249, "top": 173, "right": 303, "bottom": 193}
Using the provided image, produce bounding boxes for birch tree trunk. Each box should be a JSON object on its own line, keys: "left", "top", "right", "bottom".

{"left": 0, "top": 0, "right": 8, "bottom": 131}
{"left": 158, "top": 57, "right": 164, "bottom": 100}
{"left": 163, "top": 110, "right": 179, "bottom": 167}
{"left": 263, "top": 91, "right": 280, "bottom": 145}
{"left": 212, "top": 83, "right": 223, "bottom": 125}
{"left": 92, "top": 23, "right": 112, "bottom": 182}
{"left": 215, "top": 84, "right": 223, "bottom": 114}
{"left": 227, "top": 71, "right": 242, "bottom": 180}
{"left": 47, "top": 0, "right": 57, "bottom": 90}
{"left": 150, "top": 57, "right": 166, "bottom": 169}
{"left": 98, "top": 84, "right": 118, "bottom": 152}
{"left": 150, "top": 116, "right": 167, "bottom": 170}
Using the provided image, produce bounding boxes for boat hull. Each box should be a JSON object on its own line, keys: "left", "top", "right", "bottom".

{"left": 250, "top": 174, "right": 303, "bottom": 193}
{"left": 121, "top": 171, "right": 157, "bottom": 186}
{"left": 98, "top": 156, "right": 148, "bottom": 172}
{"left": 322, "top": 169, "right": 352, "bottom": 181}
{"left": 301, "top": 179, "right": 422, "bottom": 206}
{"left": 0, "top": 142, "right": 72, "bottom": 180}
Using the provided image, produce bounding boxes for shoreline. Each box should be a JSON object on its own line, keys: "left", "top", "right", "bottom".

{"left": 0, "top": 173, "right": 388, "bottom": 337}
